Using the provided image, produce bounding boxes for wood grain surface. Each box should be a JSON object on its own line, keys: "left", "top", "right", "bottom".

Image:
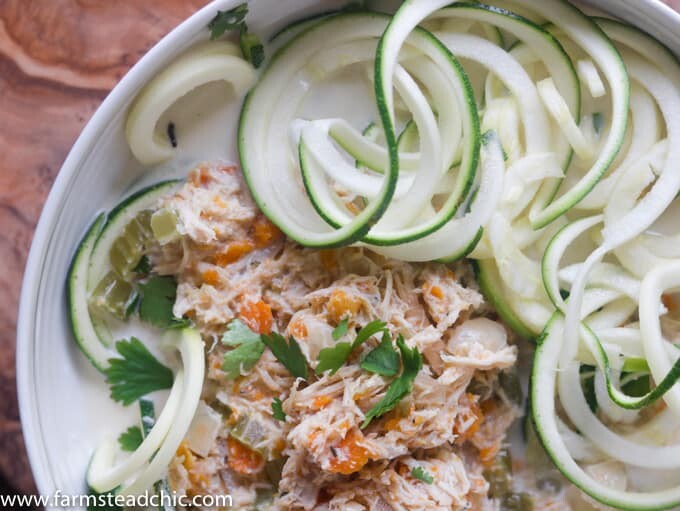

{"left": 0, "top": 0, "right": 679, "bottom": 500}
{"left": 0, "top": 0, "right": 208, "bottom": 496}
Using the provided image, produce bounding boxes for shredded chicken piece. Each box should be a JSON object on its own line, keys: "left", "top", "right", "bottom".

{"left": 157, "top": 162, "right": 521, "bottom": 510}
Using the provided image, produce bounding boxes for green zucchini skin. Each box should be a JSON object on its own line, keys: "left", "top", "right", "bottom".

{"left": 68, "top": 180, "right": 182, "bottom": 372}
{"left": 67, "top": 213, "right": 110, "bottom": 372}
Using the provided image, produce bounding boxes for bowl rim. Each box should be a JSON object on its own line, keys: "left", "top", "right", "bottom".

{"left": 16, "top": 0, "right": 236, "bottom": 500}
{"left": 16, "top": 0, "right": 680, "bottom": 503}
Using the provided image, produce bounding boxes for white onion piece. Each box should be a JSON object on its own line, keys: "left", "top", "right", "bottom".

{"left": 126, "top": 42, "right": 255, "bottom": 165}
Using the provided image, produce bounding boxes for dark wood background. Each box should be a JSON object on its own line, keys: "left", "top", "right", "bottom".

{"left": 0, "top": 0, "right": 678, "bottom": 501}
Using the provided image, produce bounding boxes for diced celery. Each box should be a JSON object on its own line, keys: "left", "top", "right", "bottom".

{"left": 89, "top": 271, "right": 139, "bottom": 320}
{"left": 150, "top": 208, "right": 180, "bottom": 245}
{"left": 109, "top": 210, "right": 153, "bottom": 279}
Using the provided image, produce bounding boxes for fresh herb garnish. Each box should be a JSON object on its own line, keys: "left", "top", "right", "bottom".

{"left": 316, "top": 320, "right": 386, "bottom": 376}
{"left": 261, "top": 332, "right": 308, "bottom": 379}
{"left": 208, "top": 4, "right": 265, "bottom": 67}
{"left": 222, "top": 318, "right": 262, "bottom": 346}
{"left": 104, "top": 338, "right": 174, "bottom": 405}
{"left": 223, "top": 341, "right": 265, "bottom": 380}
{"left": 315, "top": 342, "right": 353, "bottom": 376}
{"left": 412, "top": 466, "right": 434, "bottom": 484}
{"left": 118, "top": 426, "right": 143, "bottom": 452}
{"left": 332, "top": 318, "right": 349, "bottom": 341}
{"left": 360, "top": 331, "right": 400, "bottom": 377}
{"left": 240, "top": 26, "right": 265, "bottom": 68}
{"left": 137, "top": 275, "right": 190, "bottom": 329}
{"left": 133, "top": 255, "right": 151, "bottom": 275}
{"left": 222, "top": 319, "right": 265, "bottom": 379}
{"left": 208, "top": 3, "right": 248, "bottom": 40}
{"left": 361, "top": 337, "right": 422, "bottom": 428}
{"left": 271, "top": 397, "right": 286, "bottom": 421}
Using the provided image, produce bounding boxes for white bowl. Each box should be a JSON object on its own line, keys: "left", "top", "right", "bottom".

{"left": 17, "top": 0, "right": 680, "bottom": 507}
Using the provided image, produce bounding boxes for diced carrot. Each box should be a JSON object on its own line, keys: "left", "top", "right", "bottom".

{"left": 240, "top": 299, "right": 273, "bottom": 334}
{"left": 385, "top": 417, "right": 402, "bottom": 431}
{"left": 454, "top": 393, "right": 484, "bottom": 444}
{"left": 319, "top": 250, "right": 337, "bottom": 271}
{"left": 213, "top": 196, "right": 226, "bottom": 208}
{"left": 176, "top": 441, "right": 195, "bottom": 470}
{"left": 213, "top": 240, "right": 254, "bottom": 266}
{"left": 327, "top": 289, "right": 361, "bottom": 323}
{"left": 430, "top": 285, "right": 444, "bottom": 299}
{"left": 288, "top": 317, "right": 308, "bottom": 339}
{"left": 328, "top": 429, "right": 372, "bottom": 475}
{"left": 252, "top": 215, "right": 282, "bottom": 248}
{"left": 312, "top": 395, "right": 333, "bottom": 410}
{"left": 480, "top": 445, "right": 500, "bottom": 465}
{"left": 217, "top": 164, "right": 237, "bottom": 174}
{"left": 202, "top": 269, "right": 220, "bottom": 287}
{"left": 189, "top": 166, "right": 213, "bottom": 187}
{"left": 226, "top": 437, "right": 264, "bottom": 476}
{"left": 176, "top": 442, "right": 209, "bottom": 487}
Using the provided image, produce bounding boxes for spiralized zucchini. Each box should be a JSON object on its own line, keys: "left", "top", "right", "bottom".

{"left": 111, "top": 0, "right": 680, "bottom": 507}
{"left": 126, "top": 41, "right": 256, "bottom": 166}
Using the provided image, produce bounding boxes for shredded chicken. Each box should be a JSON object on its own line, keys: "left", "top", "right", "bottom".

{"left": 157, "top": 162, "right": 522, "bottom": 510}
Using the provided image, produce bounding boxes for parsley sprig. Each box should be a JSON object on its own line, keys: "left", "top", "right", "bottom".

{"left": 208, "top": 4, "right": 248, "bottom": 39}
{"left": 118, "top": 426, "right": 143, "bottom": 452}
{"left": 262, "top": 332, "right": 308, "bottom": 379}
{"left": 361, "top": 337, "right": 422, "bottom": 428}
{"left": 271, "top": 397, "right": 286, "bottom": 421}
{"left": 208, "top": 4, "right": 265, "bottom": 68}
{"left": 412, "top": 466, "right": 434, "bottom": 484}
{"left": 316, "top": 320, "right": 386, "bottom": 375}
{"left": 137, "top": 275, "right": 190, "bottom": 329}
{"left": 104, "top": 338, "right": 174, "bottom": 405}
{"left": 360, "top": 331, "right": 400, "bottom": 377}
{"left": 332, "top": 319, "right": 349, "bottom": 340}
{"left": 221, "top": 319, "right": 265, "bottom": 379}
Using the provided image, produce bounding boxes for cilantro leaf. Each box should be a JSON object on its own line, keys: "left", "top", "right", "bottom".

{"left": 104, "top": 338, "right": 174, "bottom": 405}
{"left": 118, "top": 426, "right": 143, "bottom": 452}
{"left": 271, "top": 397, "right": 286, "bottom": 421}
{"left": 332, "top": 318, "right": 349, "bottom": 340}
{"left": 240, "top": 26, "right": 265, "bottom": 68}
{"left": 222, "top": 319, "right": 261, "bottom": 346}
{"left": 361, "top": 337, "right": 422, "bottom": 428}
{"left": 222, "top": 341, "right": 265, "bottom": 379}
{"left": 138, "top": 275, "right": 188, "bottom": 329}
{"left": 360, "top": 331, "right": 400, "bottom": 376}
{"left": 261, "top": 333, "right": 308, "bottom": 379}
{"left": 412, "top": 466, "right": 434, "bottom": 484}
{"left": 316, "top": 320, "right": 387, "bottom": 376}
{"left": 208, "top": 4, "right": 248, "bottom": 40}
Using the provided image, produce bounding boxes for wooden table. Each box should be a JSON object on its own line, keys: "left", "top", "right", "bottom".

{"left": 0, "top": 0, "right": 678, "bottom": 500}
